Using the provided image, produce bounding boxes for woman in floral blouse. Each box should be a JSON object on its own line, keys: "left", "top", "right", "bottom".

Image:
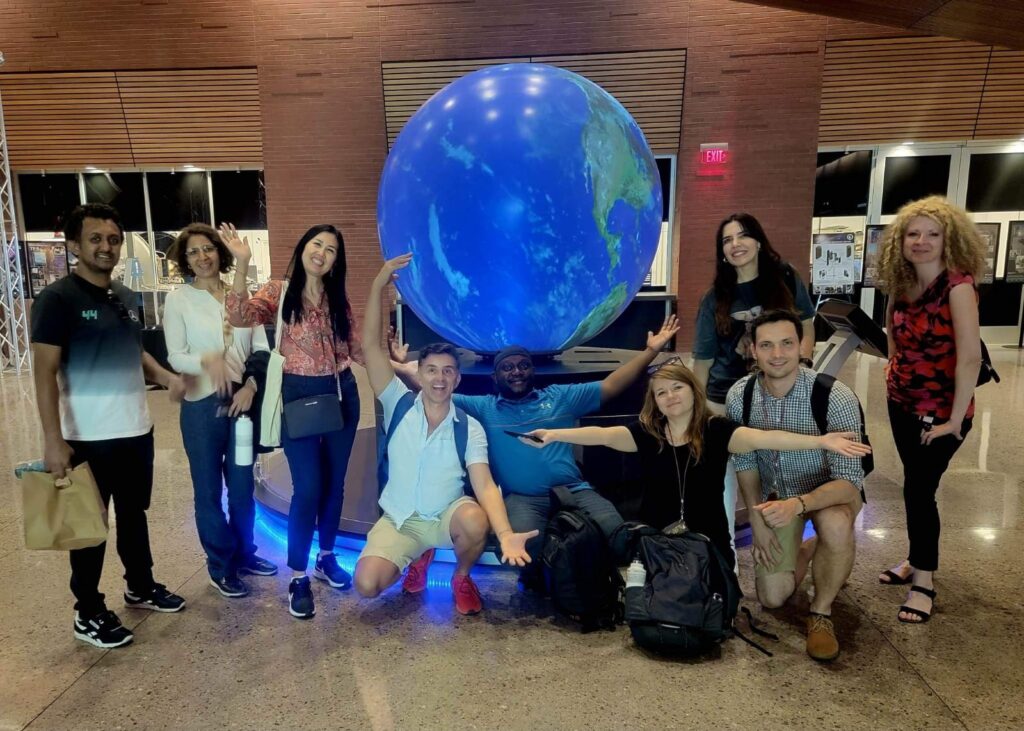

{"left": 224, "top": 223, "right": 364, "bottom": 620}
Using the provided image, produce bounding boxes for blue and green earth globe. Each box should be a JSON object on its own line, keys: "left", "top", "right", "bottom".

{"left": 377, "top": 63, "right": 663, "bottom": 353}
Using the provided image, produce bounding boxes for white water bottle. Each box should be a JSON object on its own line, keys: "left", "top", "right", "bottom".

{"left": 235, "top": 415, "right": 254, "bottom": 466}
{"left": 625, "top": 559, "right": 646, "bottom": 588}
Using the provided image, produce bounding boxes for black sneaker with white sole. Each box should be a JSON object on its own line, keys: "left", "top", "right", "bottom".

{"left": 238, "top": 555, "right": 278, "bottom": 577}
{"left": 289, "top": 576, "right": 315, "bottom": 619}
{"left": 74, "top": 610, "right": 134, "bottom": 649}
{"left": 124, "top": 583, "right": 186, "bottom": 612}
{"left": 209, "top": 575, "right": 249, "bottom": 598}
{"left": 313, "top": 553, "right": 352, "bottom": 589}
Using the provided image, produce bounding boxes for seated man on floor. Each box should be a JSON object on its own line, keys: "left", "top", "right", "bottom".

{"left": 391, "top": 316, "right": 679, "bottom": 593}
{"left": 355, "top": 254, "right": 536, "bottom": 615}
{"left": 726, "top": 309, "right": 866, "bottom": 663}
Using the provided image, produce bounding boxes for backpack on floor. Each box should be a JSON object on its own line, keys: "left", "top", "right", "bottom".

{"left": 624, "top": 530, "right": 742, "bottom": 656}
{"left": 742, "top": 372, "right": 874, "bottom": 477}
{"left": 542, "top": 486, "right": 622, "bottom": 633}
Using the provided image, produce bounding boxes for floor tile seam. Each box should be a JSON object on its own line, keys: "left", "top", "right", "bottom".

{"left": 20, "top": 560, "right": 208, "bottom": 731}
{"left": 839, "top": 585, "right": 972, "bottom": 730}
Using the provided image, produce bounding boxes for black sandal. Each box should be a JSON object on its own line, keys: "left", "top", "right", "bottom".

{"left": 898, "top": 585, "right": 936, "bottom": 624}
{"left": 879, "top": 569, "right": 912, "bottom": 585}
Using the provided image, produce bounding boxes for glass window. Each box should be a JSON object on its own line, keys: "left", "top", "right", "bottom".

{"left": 966, "top": 153, "right": 1024, "bottom": 212}
{"left": 83, "top": 172, "right": 148, "bottom": 231}
{"left": 881, "top": 155, "right": 951, "bottom": 215}
{"left": 17, "top": 174, "right": 80, "bottom": 232}
{"left": 211, "top": 170, "right": 267, "bottom": 229}
{"left": 145, "top": 171, "right": 211, "bottom": 230}
{"left": 814, "top": 150, "right": 872, "bottom": 217}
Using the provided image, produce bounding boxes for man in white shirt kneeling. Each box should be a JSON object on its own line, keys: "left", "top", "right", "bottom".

{"left": 354, "top": 254, "right": 536, "bottom": 615}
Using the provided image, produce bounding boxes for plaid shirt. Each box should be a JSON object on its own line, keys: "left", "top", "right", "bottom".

{"left": 726, "top": 367, "right": 865, "bottom": 500}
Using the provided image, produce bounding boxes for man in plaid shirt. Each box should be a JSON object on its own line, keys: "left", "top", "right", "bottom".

{"left": 726, "top": 310, "right": 865, "bottom": 663}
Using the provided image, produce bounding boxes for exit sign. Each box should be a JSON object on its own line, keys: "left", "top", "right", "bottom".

{"left": 698, "top": 142, "right": 730, "bottom": 175}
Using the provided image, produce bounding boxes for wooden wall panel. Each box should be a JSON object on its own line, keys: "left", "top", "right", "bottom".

{"left": 819, "top": 36, "right": 989, "bottom": 143}
{"left": 0, "top": 68, "right": 262, "bottom": 169}
{"left": 382, "top": 50, "right": 686, "bottom": 154}
{"left": 974, "top": 49, "right": 1024, "bottom": 140}
{"left": 0, "top": 73, "right": 133, "bottom": 168}
{"left": 117, "top": 69, "right": 263, "bottom": 166}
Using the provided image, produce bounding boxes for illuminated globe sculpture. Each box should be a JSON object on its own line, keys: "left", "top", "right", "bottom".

{"left": 377, "top": 63, "right": 663, "bottom": 353}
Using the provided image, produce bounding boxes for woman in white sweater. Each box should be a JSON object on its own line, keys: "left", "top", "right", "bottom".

{"left": 163, "top": 223, "right": 277, "bottom": 599}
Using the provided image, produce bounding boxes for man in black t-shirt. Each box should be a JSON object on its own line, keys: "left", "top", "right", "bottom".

{"left": 31, "top": 204, "right": 189, "bottom": 649}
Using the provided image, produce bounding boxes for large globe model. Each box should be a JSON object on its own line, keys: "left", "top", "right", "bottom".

{"left": 377, "top": 63, "right": 663, "bottom": 353}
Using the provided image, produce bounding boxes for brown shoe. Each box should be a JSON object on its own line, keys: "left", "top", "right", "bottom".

{"left": 806, "top": 612, "right": 840, "bottom": 661}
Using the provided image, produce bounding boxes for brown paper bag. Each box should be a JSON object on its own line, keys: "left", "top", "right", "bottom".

{"left": 20, "top": 463, "right": 108, "bottom": 550}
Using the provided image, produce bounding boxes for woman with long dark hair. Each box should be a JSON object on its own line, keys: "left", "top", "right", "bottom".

{"left": 691, "top": 213, "right": 817, "bottom": 555}
{"left": 519, "top": 361, "right": 868, "bottom": 571}
{"left": 224, "top": 223, "right": 363, "bottom": 620}
{"left": 876, "top": 196, "right": 984, "bottom": 624}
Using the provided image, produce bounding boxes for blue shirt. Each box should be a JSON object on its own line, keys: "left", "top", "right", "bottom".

{"left": 454, "top": 382, "right": 601, "bottom": 496}
{"left": 378, "top": 377, "right": 489, "bottom": 529}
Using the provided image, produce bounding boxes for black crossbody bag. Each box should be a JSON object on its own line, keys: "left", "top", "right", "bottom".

{"left": 282, "top": 330, "right": 345, "bottom": 439}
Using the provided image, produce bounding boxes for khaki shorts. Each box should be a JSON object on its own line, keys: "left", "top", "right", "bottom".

{"left": 359, "top": 496, "right": 477, "bottom": 571}
{"left": 754, "top": 516, "right": 807, "bottom": 578}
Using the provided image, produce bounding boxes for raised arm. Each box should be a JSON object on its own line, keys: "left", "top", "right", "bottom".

{"left": 727, "top": 425, "right": 870, "bottom": 458}
{"left": 219, "top": 223, "right": 277, "bottom": 328}
{"left": 466, "top": 462, "right": 539, "bottom": 566}
{"left": 521, "top": 426, "right": 638, "bottom": 453}
{"left": 599, "top": 314, "right": 679, "bottom": 403}
{"left": 362, "top": 254, "right": 412, "bottom": 396}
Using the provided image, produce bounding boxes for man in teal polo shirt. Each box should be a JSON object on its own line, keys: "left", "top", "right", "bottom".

{"left": 397, "top": 316, "right": 679, "bottom": 592}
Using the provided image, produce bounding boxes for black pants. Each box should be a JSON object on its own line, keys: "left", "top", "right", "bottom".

{"left": 887, "top": 402, "right": 972, "bottom": 572}
{"left": 66, "top": 430, "right": 156, "bottom": 616}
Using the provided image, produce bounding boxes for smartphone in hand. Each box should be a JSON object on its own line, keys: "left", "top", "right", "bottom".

{"left": 504, "top": 430, "right": 542, "bottom": 443}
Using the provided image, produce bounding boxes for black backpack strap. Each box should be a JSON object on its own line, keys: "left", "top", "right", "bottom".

{"left": 733, "top": 607, "right": 779, "bottom": 657}
{"left": 741, "top": 376, "right": 756, "bottom": 427}
{"left": 810, "top": 373, "right": 836, "bottom": 435}
{"left": 551, "top": 485, "right": 579, "bottom": 511}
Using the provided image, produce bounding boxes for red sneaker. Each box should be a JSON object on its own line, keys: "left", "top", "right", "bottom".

{"left": 402, "top": 548, "right": 435, "bottom": 594}
{"left": 452, "top": 573, "right": 483, "bottom": 615}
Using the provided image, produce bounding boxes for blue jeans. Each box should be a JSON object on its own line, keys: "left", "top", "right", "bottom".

{"left": 281, "top": 370, "right": 360, "bottom": 571}
{"left": 504, "top": 487, "right": 623, "bottom": 577}
{"left": 180, "top": 394, "right": 258, "bottom": 581}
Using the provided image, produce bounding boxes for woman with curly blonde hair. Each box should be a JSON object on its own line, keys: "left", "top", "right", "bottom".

{"left": 876, "top": 195, "right": 984, "bottom": 624}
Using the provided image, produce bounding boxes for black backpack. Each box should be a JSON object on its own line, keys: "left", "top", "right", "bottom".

{"left": 542, "top": 486, "right": 622, "bottom": 633}
{"left": 742, "top": 372, "right": 874, "bottom": 477}
{"left": 624, "top": 530, "right": 742, "bottom": 656}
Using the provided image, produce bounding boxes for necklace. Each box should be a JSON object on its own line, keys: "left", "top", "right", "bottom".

{"left": 666, "top": 423, "right": 691, "bottom": 530}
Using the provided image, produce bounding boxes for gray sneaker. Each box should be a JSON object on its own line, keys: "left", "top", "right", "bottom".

{"left": 238, "top": 555, "right": 278, "bottom": 577}
{"left": 209, "top": 575, "right": 249, "bottom": 598}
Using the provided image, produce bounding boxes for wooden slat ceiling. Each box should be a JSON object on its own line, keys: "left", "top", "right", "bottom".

{"left": 382, "top": 50, "right": 686, "bottom": 154}
{"left": 733, "top": 0, "right": 1024, "bottom": 51}
{"left": 819, "top": 36, "right": 996, "bottom": 143}
{"left": 0, "top": 68, "right": 262, "bottom": 169}
{"left": 975, "top": 49, "right": 1024, "bottom": 139}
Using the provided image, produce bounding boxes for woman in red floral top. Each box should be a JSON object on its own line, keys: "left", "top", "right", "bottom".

{"left": 223, "top": 223, "right": 364, "bottom": 620}
{"left": 877, "top": 196, "right": 985, "bottom": 624}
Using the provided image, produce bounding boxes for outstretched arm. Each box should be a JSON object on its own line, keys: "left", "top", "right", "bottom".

{"left": 599, "top": 314, "right": 679, "bottom": 403}
{"left": 363, "top": 254, "right": 412, "bottom": 396}
{"left": 466, "top": 463, "right": 539, "bottom": 566}
{"left": 521, "top": 426, "right": 638, "bottom": 453}
{"left": 727, "top": 426, "right": 870, "bottom": 458}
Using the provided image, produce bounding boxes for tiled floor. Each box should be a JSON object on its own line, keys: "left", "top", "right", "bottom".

{"left": 0, "top": 346, "right": 1022, "bottom": 731}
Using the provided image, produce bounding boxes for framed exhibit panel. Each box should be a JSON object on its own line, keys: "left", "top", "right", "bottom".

{"left": 1006, "top": 221, "right": 1024, "bottom": 284}
{"left": 862, "top": 224, "right": 886, "bottom": 288}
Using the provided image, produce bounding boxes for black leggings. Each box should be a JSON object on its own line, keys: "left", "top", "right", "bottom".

{"left": 887, "top": 402, "right": 972, "bottom": 572}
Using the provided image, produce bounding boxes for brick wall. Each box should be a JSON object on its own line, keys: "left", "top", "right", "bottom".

{"left": 0, "top": 0, "right": 903, "bottom": 348}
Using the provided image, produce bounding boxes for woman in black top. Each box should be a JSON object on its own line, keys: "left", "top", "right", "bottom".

{"left": 522, "top": 361, "right": 869, "bottom": 570}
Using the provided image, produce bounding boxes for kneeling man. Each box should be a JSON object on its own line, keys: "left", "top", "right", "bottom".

{"left": 727, "top": 310, "right": 866, "bottom": 662}
{"left": 355, "top": 254, "right": 536, "bottom": 615}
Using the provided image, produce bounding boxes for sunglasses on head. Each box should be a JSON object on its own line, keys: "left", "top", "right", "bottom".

{"left": 646, "top": 355, "right": 683, "bottom": 376}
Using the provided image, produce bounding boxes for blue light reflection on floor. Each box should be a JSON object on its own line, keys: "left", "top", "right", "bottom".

{"left": 253, "top": 504, "right": 503, "bottom": 591}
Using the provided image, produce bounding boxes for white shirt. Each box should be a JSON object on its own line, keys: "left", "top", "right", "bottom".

{"left": 163, "top": 284, "right": 270, "bottom": 401}
{"left": 378, "top": 376, "right": 488, "bottom": 529}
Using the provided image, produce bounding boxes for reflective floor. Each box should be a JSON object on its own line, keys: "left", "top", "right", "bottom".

{"left": 0, "top": 345, "right": 1022, "bottom": 731}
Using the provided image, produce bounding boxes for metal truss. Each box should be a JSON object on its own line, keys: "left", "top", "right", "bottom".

{"left": 0, "top": 84, "right": 31, "bottom": 375}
